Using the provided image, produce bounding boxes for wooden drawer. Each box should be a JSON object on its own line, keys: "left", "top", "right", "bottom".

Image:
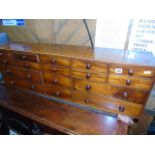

{"left": 45, "top": 84, "right": 72, "bottom": 100}
{"left": 44, "top": 72, "right": 72, "bottom": 88}
{"left": 72, "top": 91, "right": 143, "bottom": 117}
{"left": 110, "top": 64, "right": 155, "bottom": 78}
{"left": 40, "top": 54, "right": 70, "bottom": 67}
{"left": 109, "top": 74, "right": 154, "bottom": 91}
{"left": 73, "top": 79, "right": 148, "bottom": 104}
{"left": 0, "top": 51, "right": 13, "bottom": 65}
{"left": 4, "top": 76, "right": 44, "bottom": 94}
{"left": 3, "top": 66, "right": 42, "bottom": 83}
{"left": 72, "top": 70, "right": 107, "bottom": 83}
{"left": 15, "top": 60, "right": 41, "bottom": 71}
{"left": 42, "top": 65, "right": 70, "bottom": 76}
{"left": 13, "top": 52, "right": 39, "bottom": 63}
{"left": 71, "top": 59, "right": 108, "bottom": 73}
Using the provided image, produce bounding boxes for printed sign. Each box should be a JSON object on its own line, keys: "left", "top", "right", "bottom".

{"left": 115, "top": 68, "right": 123, "bottom": 73}
{"left": 2, "top": 19, "right": 24, "bottom": 26}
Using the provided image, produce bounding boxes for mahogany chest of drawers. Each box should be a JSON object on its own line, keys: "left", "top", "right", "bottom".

{"left": 0, "top": 43, "right": 155, "bottom": 118}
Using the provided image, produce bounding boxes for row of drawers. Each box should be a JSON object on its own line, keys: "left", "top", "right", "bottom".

{"left": 1, "top": 50, "right": 155, "bottom": 78}
{"left": 4, "top": 76, "right": 143, "bottom": 117}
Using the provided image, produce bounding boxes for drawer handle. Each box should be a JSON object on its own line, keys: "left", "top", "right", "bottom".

{"left": 24, "top": 63, "right": 30, "bottom": 68}
{"left": 52, "top": 79, "right": 58, "bottom": 84}
{"left": 85, "top": 85, "right": 91, "bottom": 91}
{"left": 52, "top": 67, "right": 57, "bottom": 72}
{"left": 119, "top": 106, "right": 125, "bottom": 112}
{"left": 55, "top": 91, "right": 60, "bottom": 96}
{"left": 128, "top": 69, "right": 134, "bottom": 75}
{"left": 85, "top": 98, "right": 91, "bottom": 103}
{"left": 27, "top": 74, "right": 31, "bottom": 79}
{"left": 2, "top": 59, "right": 7, "bottom": 64}
{"left": 51, "top": 58, "right": 56, "bottom": 64}
{"left": 21, "top": 55, "right": 27, "bottom": 60}
{"left": 6, "top": 69, "right": 11, "bottom": 74}
{"left": 86, "top": 73, "right": 91, "bottom": 79}
{"left": 126, "top": 79, "right": 131, "bottom": 85}
{"left": 0, "top": 52, "right": 4, "bottom": 56}
{"left": 86, "top": 64, "right": 91, "bottom": 69}
{"left": 10, "top": 81, "right": 15, "bottom": 85}
{"left": 123, "top": 92, "right": 129, "bottom": 98}
{"left": 31, "top": 85, "right": 36, "bottom": 90}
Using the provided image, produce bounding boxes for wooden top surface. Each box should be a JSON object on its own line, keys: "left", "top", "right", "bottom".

{"left": 0, "top": 42, "right": 155, "bottom": 67}
{"left": 0, "top": 84, "right": 128, "bottom": 135}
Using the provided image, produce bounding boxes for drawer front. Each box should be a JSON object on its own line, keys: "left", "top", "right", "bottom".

{"left": 13, "top": 52, "right": 39, "bottom": 63}
{"left": 42, "top": 65, "right": 70, "bottom": 76}
{"left": 3, "top": 66, "right": 42, "bottom": 83}
{"left": 72, "top": 91, "right": 143, "bottom": 117}
{"left": 109, "top": 74, "right": 154, "bottom": 91}
{"left": 4, "top": 76, "right": 44, "bottom": 94}
{"left": 40, "top": 54, "right": 70, "bottom": 67}
{"left": 110, "top": 64, "right": 155, "bottom": 78}
{"left": 15, "top": 60, "right": 41, "bottom": 71}
{"left": 45, "top": 84, "right": 72, "bottom": 100}
{"left": 44, "top": 72, "right": 72, "bottom": 88}
{"left": 72, "top": 70, "right": 107, "bottom": 83}
{"left": 73, "top": 79, "right": 147, "bottom": 104}
{"left": 0, "top": 52, "right": 13, "bottom": 65}
{"left": 71, "top": 59, "right": 108, "bottom": 73}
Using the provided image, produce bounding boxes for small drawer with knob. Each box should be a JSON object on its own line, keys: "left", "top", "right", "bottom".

{"left": 110, "top": 64, "right": 155, "bottom": 78}
{"left": 39, "top": 54, "right": 70, "bottom": 67}
{"left": 72, "top": 91, "right": 143, "bottom": 117}
{"left": 71, "top": 59, "right": 108, "bottom": 73}
{"left": 13, "top": 52, "right": 39, "bottom": 63}
{"left": 43, "top": 72, "right": 72, "bottom": 88}
{"left": 42, "top": 65, "right": 70, "bottom": 76}
{"left": 3, "top": 66, "right": 42, "bottom": 83}
{"left": 71, "top": 70, "right": 107, "bottom": 82}
{"left": 109, "top": 74, "right": 154, "bottom": 91}
{"left": 45, "top": 84, "right": 72, "bottom": 100}
{"left": 4, "top": 76, "right": 44, "bottom": 94}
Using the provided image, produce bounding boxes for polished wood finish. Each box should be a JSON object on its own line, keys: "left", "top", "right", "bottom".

{"left": 0, "top": 85, "right": 128, "bottom": 135}
{"left": 0, "top": 42, "right": 155, "bottom": 119}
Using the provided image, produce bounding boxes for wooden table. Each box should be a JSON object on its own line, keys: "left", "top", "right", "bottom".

{"left": 0, "top": 84, "right": 128, "bottom": 135}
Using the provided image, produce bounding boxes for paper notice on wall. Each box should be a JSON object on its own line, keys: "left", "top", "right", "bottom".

{"left": 128, "top": 19, "right": 155, "bottom": 56}
{"left": 95, "top": 19, "right": 129, "bottom": 49}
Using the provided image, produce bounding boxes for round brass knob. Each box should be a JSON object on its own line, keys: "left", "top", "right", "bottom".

{"left": 51, "top": 58, "right": 56, "bottom": 64}
{"left": 27, "top": 74, "right": 31, "bottom": 79}
{"left": 53, "top": 79, "right": 58, "bottom": 84}
{"left": 85, "top": 85, "right": 91, "bottom": 91}
{"left": 86, "top": 64, "right": 91, "bottom": 69}
{"left": 2, "top": 59, "right": 7, "bottom": 64}
{"left": 31, "top": 85, "right": 36, "bottom": 90}
{"left": 86, "top": 73, "right": 91, "bottom": 79}
{"left": 52, "top": 67, "right": 57, "bottom": 72}
{"left": 119, "top": 106, "right": 125, "bottom": 112}
{"left": 128, "top": 69, "right": 134, "bottom": 75}
{"left": 85, "top": 98, "right": 91, "bottom": 103}
{"left": 55, "top": 91, "right": 60, "bottom": 96}
{"left": 6, "top": 69, "right": 11, "bottom": 74}
{"left": 10, "top": 81, "right": 15, "bottom": 85}
{"left": 123, "top": 91, "right": 129, "bottom": 98}
{"left": 24, "top": 63, "right": 30, "bottom": 68}
{"left": 22, "top": 55, "right": 27, "bottom": 60}
{"left": 126, "top": 79, "right": 131, "bottom": 85}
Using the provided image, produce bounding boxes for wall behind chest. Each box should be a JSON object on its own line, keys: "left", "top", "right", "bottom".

{"left": 0, "top": 19, "right": 96, "bottom": 47}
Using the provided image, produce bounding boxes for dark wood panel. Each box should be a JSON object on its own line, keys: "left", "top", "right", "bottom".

{"left": 110, "top": 64, "right": 155, "bottom": 78}
{"left": 73, "top": 79, "right": 148, "bottom": 104}
{"left": 72, "top": 70, "right": 107, "bottom": 82}
{"left": 72, "top": 91, "right": 143, "bottom": 118}
{"left": 40, "top": 54, "right": 70, "bottom": 67}
{"left": 44, "top": 72, "right": 72, "bottom": 88}
{"left": 4, "top": 76, "right": 44, "bottom": 94}
{"left": 45, "top": 84, "right": 72, "bottom": 100}
{"left": 3, "top": 66, "right": 42, "bottom": 83}
{"left": 109, "top": 74, "right": 154, "bottom": 91}
{"left": 71, "top": 59, "right": 108, "bottom": 73}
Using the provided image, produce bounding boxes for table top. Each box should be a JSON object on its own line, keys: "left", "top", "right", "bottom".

{"left": 0, "top": 84, "right": 128, "bottom": 135}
